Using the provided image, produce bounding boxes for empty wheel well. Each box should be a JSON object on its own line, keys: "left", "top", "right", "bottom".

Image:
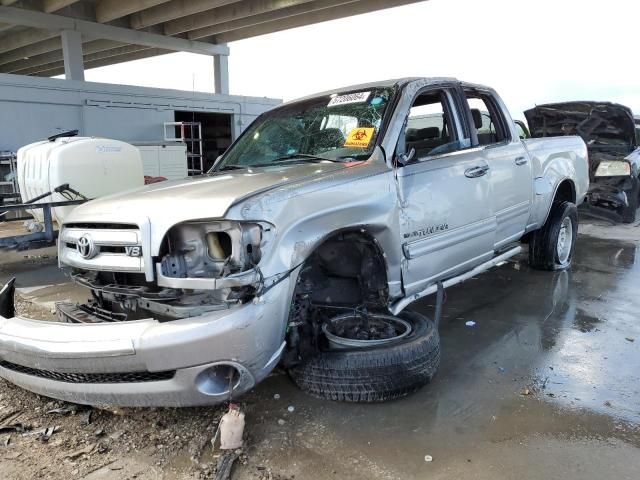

{"left": 554, "top": 179, "right": 576, "bottom": 205}
{"left": 299, "top": 230, "right": 389, "bottom": 308}
{"left": 283, "top": 230, "right": 389, "bottom": 366}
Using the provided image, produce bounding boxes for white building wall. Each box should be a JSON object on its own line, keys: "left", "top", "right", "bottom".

{"left": 0, "top": 73, "right": 281, "bottom": 151}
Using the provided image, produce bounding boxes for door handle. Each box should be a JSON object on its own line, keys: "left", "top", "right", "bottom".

{"left": 464, "top": 165, "right": 490, "bottom": 178}
{"left": 515, "top": 156, "right": 528, "bottom": 166}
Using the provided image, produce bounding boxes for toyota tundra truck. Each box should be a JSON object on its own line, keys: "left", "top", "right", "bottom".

{"left": 0, "top": 78, "right": 589, "bottom": 406}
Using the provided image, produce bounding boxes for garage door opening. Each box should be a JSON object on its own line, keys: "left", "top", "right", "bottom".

{"left": 173, "top": 111, "right": 233, "bottom": 174}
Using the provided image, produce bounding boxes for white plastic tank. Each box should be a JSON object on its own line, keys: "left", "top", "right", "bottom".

{"left": 17, "top": 136, "right": 144, "bottom": 224}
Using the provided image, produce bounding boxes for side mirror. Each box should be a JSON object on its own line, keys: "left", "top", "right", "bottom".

{"left": 396, "top": 147, "right": 415, "bottom": 166}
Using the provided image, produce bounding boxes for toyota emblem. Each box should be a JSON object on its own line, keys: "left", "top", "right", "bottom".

{"left": 76, "top": 235, "right": 98, "bottom": 259}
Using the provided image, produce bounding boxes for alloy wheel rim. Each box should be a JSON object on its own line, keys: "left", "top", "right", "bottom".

{"left": 556, "top": 217, "right": 573, "bottom": 264}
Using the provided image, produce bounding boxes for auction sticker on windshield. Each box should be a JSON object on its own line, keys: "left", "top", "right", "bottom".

{"left": 328, "top": 91, "right": 371, "bottom": 107}
{"left": 344, "top": 127, "right": 375, "bottom": 148}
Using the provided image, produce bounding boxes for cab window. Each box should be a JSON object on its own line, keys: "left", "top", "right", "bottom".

{"left": 464, "top": 92, "right": 511, "bottom": 146}
{"left": 401, "top": 90, "right": 470, "bottom": 161}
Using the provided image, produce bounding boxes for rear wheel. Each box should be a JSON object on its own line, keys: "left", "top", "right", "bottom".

{"left": 529, "top": 201, "right": 578, "bottom": 271}
{"left": 288, "top": 310, "right": 440, "bottom": 403}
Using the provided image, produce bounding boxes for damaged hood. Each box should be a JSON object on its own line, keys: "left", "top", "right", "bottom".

{"left": 65, "top": 162, "right": 348, "bottom": 226}
{"left": 524, "top": 102, "right": 637, "bottom": 151}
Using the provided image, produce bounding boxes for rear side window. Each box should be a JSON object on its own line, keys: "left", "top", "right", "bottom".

{"left": 464, "top": 92, "right": 511, "bottom": 146}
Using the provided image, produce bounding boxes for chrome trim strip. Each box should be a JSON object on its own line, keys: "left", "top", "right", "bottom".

{"left": 403, "top": 217, "right": 497, "bottom": 259}
{"left": 60, "top": 247, "right": 144, "bottom": 272}
{"left": 155, "top": 265, "right": 260, "bottom": 290}
{"left": 61, "top": 228, "right": 140, "bottom": 246}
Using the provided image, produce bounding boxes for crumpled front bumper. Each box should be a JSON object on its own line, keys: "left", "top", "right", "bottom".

{"left": 586, "top": 176, "right": 634, "bottom": 209}
{"left": 0, "top": 281, "right": 289, "bottom": 407}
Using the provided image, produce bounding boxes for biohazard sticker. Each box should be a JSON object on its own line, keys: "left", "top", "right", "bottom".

{"left": 328, "top": 91, "right": 371, "bottom": 107}
{"left": 344, "top": 127, "right": 375, "bottom": 148}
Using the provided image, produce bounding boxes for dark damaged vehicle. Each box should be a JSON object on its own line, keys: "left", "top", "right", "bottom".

{"left": 525, "top": 102, "right": 640, "bottom": 222}
{"left": 0, "top": 78, "right": 588, "bottom": 407}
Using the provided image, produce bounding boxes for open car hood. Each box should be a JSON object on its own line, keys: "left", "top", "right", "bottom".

{"left": 524, "top": 101, "right": 637, "bottom": 151}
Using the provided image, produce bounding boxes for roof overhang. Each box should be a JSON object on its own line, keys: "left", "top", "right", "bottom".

{"left": 0, "top": 0, "right": 428, "bottom": 78}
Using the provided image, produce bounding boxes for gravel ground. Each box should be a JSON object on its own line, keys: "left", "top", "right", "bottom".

{"left": 0, "top": 378, "right": 228, "bottom": 479}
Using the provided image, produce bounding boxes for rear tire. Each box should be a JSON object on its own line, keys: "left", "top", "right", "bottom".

{"left": 529, "top": 201, "right": 578, "bottom": 271}
{"left": 288, "top": 311, "right": 440, "bottom": 403}
{"left": 621, "top": 178, "right": 639, "bottom": 224}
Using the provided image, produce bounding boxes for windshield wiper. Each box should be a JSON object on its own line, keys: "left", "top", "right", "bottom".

{"left": 272, "top": 154, "right": 342, "bottom": 163}
{"left": 217, "top": 165, "right": 247, "bottom": 171}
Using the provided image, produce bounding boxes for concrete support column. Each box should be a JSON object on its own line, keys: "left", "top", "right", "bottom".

{"left": 60, "top": 30, "right": 84, "bottom": 81}
{"left": 213, "top": 50, "right": 229, "bottom": 95}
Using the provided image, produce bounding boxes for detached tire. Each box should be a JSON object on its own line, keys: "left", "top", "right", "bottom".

{"left": 529, "top": 200, "right": 578, "bottom": 271}
{"left": 289, "top": 311, "right": 440, "bottom": 402}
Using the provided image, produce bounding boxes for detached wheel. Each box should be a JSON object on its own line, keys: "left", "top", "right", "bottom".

{"left": 620, "top": 178, "right": 639, "bottom": 224}
{"left": 529, "top": 200, "right": 578, "bottom": 271}
{"left": 288, "top": 310, "right": 440, "bottom": 403}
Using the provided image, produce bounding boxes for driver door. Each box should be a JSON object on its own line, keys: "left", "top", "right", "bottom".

{"left": 395, "top": 87, "right": 496, "bottom": 296}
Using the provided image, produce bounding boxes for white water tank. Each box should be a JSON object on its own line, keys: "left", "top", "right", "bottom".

{"left": 17, "top": 136, "right": 144, "bottom": 224}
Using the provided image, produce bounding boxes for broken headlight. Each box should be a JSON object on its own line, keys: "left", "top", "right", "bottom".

{"left": 594, "top": 161, "right": 631, "bottom": 177}
{"left": 160, "top": 221, "right": 271, "bottom": 280}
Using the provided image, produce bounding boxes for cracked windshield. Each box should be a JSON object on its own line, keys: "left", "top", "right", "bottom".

{"left": 214, "top": 87, "right": 395, "bottom": 170}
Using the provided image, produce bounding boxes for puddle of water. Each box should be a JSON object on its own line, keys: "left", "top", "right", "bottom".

{"left": 536, "top": 238, "right": 640, "bottom": 424}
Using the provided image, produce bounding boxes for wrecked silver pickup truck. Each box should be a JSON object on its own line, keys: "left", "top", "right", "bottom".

{"left": 525, "top": 102, "right": 640, "bottom": 222}
{"left": 0, "top": 78, "right": 589, "bottom": 406}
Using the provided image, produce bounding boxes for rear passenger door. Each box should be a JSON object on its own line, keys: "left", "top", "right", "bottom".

{"left": 395, "top": 87, "right": 496, "bottom": 297}
{"left": 462, "top": 89, "right": 532, "bottom": 248}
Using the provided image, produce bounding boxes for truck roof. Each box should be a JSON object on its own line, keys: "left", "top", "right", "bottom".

{"left": 283, "top": 77, "right": 490, "bottom": 106}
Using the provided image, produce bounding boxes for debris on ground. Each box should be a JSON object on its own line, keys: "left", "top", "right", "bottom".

{"left": 287, "top": 406, "right": 295, "bottom": 413}
{"left": 625, "top": 337, "right": 635, "bottom": 342}
{"left": 215, "top": 452, "right": 239, "bottom": 480}
{"left": 46, "top": 404, "right": 82, "bottom": 415}
{"left": 219, "top": 405, "right": 245, "bottom": 450}
{"left": 26, "top": 425, "right": 59, "bottom": 442}
{"left": 465, "top": 320, "right": 476, "bottom": 327}
{"left": 0, "top": 423, "right": 29, "bottom": 434}
{"left": 64, "top": 443, "right": 96, "bottom": 460}
{"left": 424, "top": 454, "right": 433, "bottom": 462}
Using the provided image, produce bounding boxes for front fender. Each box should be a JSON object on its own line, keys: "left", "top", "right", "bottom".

{"left": 226, "top": 164, "right": 403, "bottom": 300}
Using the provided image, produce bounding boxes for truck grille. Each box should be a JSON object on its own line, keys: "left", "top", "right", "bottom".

{"left": 59, "top": 224, "right": 145, "bottom": 273}
{"left": 0, "top": 360, "right": 175, "bottom": 384}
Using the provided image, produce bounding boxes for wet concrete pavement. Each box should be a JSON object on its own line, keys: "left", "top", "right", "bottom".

{"left": 0, "top": 221, "right": 639, "bottom": 479}
{"left": 235, "top": 227, "right": 640, "bottom": 479}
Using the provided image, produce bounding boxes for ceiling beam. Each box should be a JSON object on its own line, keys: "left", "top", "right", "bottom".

{"left": 11, "top": 44, "right": 151, "bottom": 75}
{"left": 33, "top": 47, "right": 171, "bottom": 77}
{"left": 164, "top": 0, "right": 316, "bottom": 36}
{"left": 0, "top": 39, "right": 126, "bottom": 72}
{"left": 214, "top": 0, "right": 426, "bottom": 43}
{"left": 188, "top": 0, "right": 359, "bottom": 39}
{"left": 130, "top": 0, "right": 241, "bottom": 30}
{"left": 0, "top": 37, "right": 61, "bottom": 64}
{"left": 0, "top": 6, "right": 229, "bottom": 56}
{"left": 43, "top": 0, "right": 81, "bottom": 13}
{"left": 0, "top": 27, "right": 57, "bottom": 54}
{"left": 95, "top": 0, "right": 171, "bottom": 24}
